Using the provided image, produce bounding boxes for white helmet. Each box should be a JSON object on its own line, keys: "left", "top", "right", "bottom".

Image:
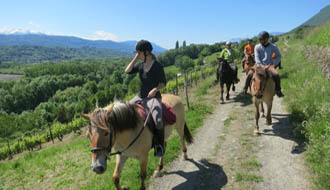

{"left": 226, "top": 41, "right": 232, "bottom": 45}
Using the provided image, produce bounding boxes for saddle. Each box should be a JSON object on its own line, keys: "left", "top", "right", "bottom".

{"left": 135, "top": 102, "right": 176, "bottom": 128}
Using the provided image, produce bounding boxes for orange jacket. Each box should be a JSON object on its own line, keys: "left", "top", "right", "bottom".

{"left": 244, "top": 44, "right": 255, "bottom": 55}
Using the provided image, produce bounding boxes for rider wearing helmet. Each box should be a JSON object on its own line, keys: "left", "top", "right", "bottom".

{"left": 241, "top": 38, "right": 255, "bottom": 72}
{"left": 242, "top": 31, "right": 284, "bottom": 97}
{"left": 125, "top": 40, "right": 167, "bottom": 157}
{"left": 216, "top": 41, "right": 240, "bottom": 85}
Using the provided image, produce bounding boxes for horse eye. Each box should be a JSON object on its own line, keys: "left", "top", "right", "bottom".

{"left": 104, "top": 132, "right": 109, "bottom": 136}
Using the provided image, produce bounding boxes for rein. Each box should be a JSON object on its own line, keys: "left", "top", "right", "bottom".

{"left": 91, "top": 100, "right": 155, "bottom": 158}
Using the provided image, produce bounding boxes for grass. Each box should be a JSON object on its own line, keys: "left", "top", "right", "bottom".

{"left": 234, "top": 172, "right": 263, "bottom": 183}
{"left": 0, "top": 75, "right": 216, "bottom": 190}
{"left": 279, "top": 29, "right": 330, "bottom": 190}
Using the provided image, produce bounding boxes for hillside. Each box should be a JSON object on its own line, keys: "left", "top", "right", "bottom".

{"left": 295, "top": 5, "right": 330, "bottom": 29}
{"left": 0, "top": 33, "right": 166, "bottom": 54}
{"left": 0, "top": 45, "right": 128, "bottom": 64}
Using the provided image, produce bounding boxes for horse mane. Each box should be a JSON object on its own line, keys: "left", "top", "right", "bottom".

{"left": 90, "top": 102, "right": 141, "bottom": 133}
{"left": 108, "top": 102, "right": 142, "bottom": 132}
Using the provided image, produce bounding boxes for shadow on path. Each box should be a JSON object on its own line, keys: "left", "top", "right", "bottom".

{"left": 259, "top": 113, "right": 306, "bottom": 154}
{"left": 163, "top": 159, "right": 228, "bottom": 190}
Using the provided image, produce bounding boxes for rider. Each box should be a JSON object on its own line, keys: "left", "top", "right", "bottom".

{"left": 242, "top": 31, "right": 284, "bottom": 97}
{"left": 216, "top": 41, "right": 240, "bottom": 84}
{"left": 125, "top": 40, "right": 167, "bottom": 157}
{"left": 241, "top": 38, "right": 255, "bottom": 72}
{"left": 270, "top": 37, "right": 283, "bottom": 69}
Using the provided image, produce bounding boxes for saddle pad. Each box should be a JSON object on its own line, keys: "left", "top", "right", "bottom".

{"left": 136, "top": 102, "right": 176, "bottom": 126}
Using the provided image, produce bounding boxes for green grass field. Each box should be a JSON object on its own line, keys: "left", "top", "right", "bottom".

{"left": 278, "top": 25, "right": 330, "bottom": 190}
{"left": 0, "top": 72, "right": 216, "bottom": 190}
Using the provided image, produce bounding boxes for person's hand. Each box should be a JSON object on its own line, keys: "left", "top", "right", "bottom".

{"left": 147, "top": 88, "right": 158, "bottom": 98}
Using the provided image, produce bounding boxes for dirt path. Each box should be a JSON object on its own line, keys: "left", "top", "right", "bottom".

{"left": 149, "top": 74, "right": 311, "bottom": 190}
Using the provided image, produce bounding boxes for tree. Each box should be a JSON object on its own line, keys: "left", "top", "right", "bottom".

{"left": 175, "top": 56, "right": 194, "bottom": 72}
{"left": 183, "top": 40, "right": 186, "bottom": 48}
{"left": 175, "top": 41, "right": 179, "bottom": 49}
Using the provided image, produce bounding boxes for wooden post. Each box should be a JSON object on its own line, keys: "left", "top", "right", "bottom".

{"left": 7, "top": 140, "right": 12, "bottom": 160}
{"left": 184, "top": 73, "right": 190, "bottom": 109}
{"left": 48, "top": 125, "right": 54, "bottom": 144}
{"left": 176, "top": 74, "right": 179, "bottom": 95}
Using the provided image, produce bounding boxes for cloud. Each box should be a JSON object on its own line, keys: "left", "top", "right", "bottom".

{"left": 86, "top": 30, "right": 120, "bottom": 41}
{"left": 28, "top": 21, "right": 40, "bottom": 28}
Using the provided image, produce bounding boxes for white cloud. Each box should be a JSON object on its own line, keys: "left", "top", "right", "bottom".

{"left": 28, "top": 21, "right": 40, "bottom": 28}
{"left": 85, "top": 30, "right": 120, "bottom": 41}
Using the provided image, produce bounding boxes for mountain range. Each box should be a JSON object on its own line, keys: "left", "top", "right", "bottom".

{"left": 0, "top": 33, "right": 166, "bottom": 54}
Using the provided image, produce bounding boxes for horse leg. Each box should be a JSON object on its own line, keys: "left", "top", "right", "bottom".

{"left": 266, "top": 102, "right": 273, "bottom": 125}
{"left": 112, "top": 155, "right": 128, "bottom": 190}
{"left": 154, "top": 142, "right": 166, "bottom": 177}
{"left": 220, "top": 82, "right": 224, "bottom": 104}
{"left": 261, "top": 102, "right": 265, "bottom": 117}
{"left": 226, "top": 83, "right": 230, "bottom": 100}
{"left": 254, "top": 101, "right": 260, "bottom": 133}
{"left": 139, "top": 156, "right": 148, "bottom": 190}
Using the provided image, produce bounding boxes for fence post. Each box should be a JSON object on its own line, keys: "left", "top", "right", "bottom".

{"left": 176, "top": 74, "right": 179, "bottom": 95}
{"left": 184, "top": 73, "right": 190, "bottom": 109}
{"left": 48, "top": 125, "right": 54, "bottom": 144}
{"left": 7, "top": 140, "right": 12, "bottom": 160}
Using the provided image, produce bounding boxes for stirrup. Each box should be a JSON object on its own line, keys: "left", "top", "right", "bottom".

{"left": 154, "top": 145, "right": 164, "bottom": 157}
{"left": 276, "top": 90, "right": 284, "bottom": 97}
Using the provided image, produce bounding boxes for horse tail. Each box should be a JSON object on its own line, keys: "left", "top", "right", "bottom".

{"left": 184, "top": 122, "right": 193, "bottom": 144}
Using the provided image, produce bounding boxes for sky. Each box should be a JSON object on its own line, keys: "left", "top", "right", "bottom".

{"left": 0, "top": 0, "right": 329, "bottom": 49}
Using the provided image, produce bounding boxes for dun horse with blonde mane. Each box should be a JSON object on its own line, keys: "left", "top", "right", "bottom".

{"left": 82, "top": 94, "right": 193, "bottom": 190}
{"left": 249, "top": 65, "right": 276, "bottom": 133}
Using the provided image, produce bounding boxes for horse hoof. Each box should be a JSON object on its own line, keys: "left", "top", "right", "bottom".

{"left": 266, "top": 121, "right": 272, "bottom": 125}
{"left": 220, "top": 101, "right": 225, "bottom": 104}
{"left": 182, "top": 155, "right": 188, "bottom": 160}
{"left": 153, "top": 171, "right": 163, "bottom": 178}
{"left": 254, "top": 128, "right": 260, "bottom": 134}
{"left": 226, "top": 97, "right": 230, "bottom": 100}
{"left": 261, "top": 114, "right": 266, "bottom": 118}
{"left": 121, "top": 186, "right": 129, "bottom": 190}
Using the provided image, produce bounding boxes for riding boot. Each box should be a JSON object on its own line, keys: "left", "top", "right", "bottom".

{"left": 272, "top": 75, "right": 284, "bottom": 97}
{"left": 154, "top": 127, "right": 165, "bottom": 157}
{"left": 242, "top": 74, "right": 253, "bottom": 95}
{"left": 215, "top": 67, "right": 220, "bottom": 82}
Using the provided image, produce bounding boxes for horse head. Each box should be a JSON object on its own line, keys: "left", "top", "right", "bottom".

{"left": 252, "top": 65, "right": 270, "bottom": 99}
{"left": 82, "top": 104, "right": 115, "bottom": 174}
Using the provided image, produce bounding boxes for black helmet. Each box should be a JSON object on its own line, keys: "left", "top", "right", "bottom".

{"left": 136, "top": 40, "right": 153, "bottom": 52}
{"left": 258, "top": 31, "right": 270, "bottom": 40}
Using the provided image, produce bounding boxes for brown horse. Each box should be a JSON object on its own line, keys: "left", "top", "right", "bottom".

{"left": 243, "top": 54, "right": 255, "bottom": 74}
{"left": 82, "top": 94, "right": 193, "bottom": 190}
{"left": 249, "top": 65, "right": 276, "bottom": 133}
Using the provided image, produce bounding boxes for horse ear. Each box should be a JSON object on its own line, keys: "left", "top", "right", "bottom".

{"left": 81, "top": 114, "right": 90, "bottom": 120}
{"left": 106, "top": 104, "right": 115, "bottom": 114}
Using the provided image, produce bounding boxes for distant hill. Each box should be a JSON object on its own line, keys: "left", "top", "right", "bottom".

{"left": 0, "top": 33, "right": 166, "bottom": 54}
{"left": 297, "top": 5, "right": 330, "bottom": 28}
{"left": 0, "top": 45, "right": 128, "bottom": 64}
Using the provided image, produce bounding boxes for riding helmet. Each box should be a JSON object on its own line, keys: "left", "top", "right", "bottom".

{"left": 136, "top": 40, "right": 153, "bottom": 52}
{"left": 258, "top": 31, "right": 270, "bottom": 40}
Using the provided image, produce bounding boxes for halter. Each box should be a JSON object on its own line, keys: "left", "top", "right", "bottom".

{"left": 90, "top": 100, "right": 154, "bottom": 158}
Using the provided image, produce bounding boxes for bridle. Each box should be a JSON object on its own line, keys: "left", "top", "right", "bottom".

{"left": 90, "top": 100, "right": 154, "bottom": 158}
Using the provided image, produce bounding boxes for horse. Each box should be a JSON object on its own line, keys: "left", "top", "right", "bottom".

{"left": 216, "top": 58, "right": 237, "bottom": 104}
{"left": 243, "top": 53, "right": 255, "bottom": 74}
{"left": 82, "top": 94, "right": 193, "bottom": 190}
{"left": 249, "top": 65, "right": 276, "bottom": 133}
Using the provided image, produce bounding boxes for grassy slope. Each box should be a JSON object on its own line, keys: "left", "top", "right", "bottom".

{"left": 0, "top": 56, "right": 218, "bottom": 190}
{"left": 278, "top": 23, "right": 330, "bottom": 190}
